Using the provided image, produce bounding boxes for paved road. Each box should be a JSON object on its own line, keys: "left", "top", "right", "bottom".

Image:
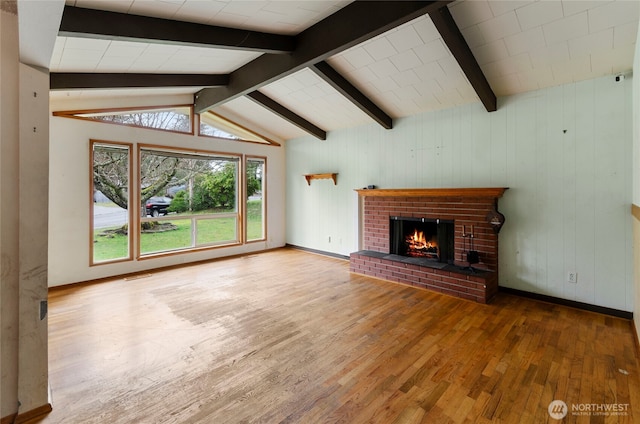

{"left": 94, "top": 205, "right": 128, "bottom": 229}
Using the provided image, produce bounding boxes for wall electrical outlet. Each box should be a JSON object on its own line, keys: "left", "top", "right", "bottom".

{"left": 568, "top": 272, "right": 578, "bottom": 284}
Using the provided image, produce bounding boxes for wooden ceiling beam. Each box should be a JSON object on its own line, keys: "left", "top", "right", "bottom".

{"left": 429, "top": 6, "right": 497, "bottom": 112}
{"left": 50, "top": 73, "right": 229, "bottom": 90}
{"left": 195, "top": 1, "right": 451, "bottom": 113}
{"left": 310, "top": 61, "right": 392, "bottom": 129}
{"left": 59, "top": 5, "right": 295, "bottom": 54}
{"left": 246, "top": 91, "right": 327, "bottom": 140}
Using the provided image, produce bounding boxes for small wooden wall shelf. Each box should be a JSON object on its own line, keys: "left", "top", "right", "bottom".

{"left": 304, "top": 173, "right": 337, "bottom": 185}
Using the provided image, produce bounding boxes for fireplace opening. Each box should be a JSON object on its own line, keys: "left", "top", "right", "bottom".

{"left": 390, "top": 217, "right": 454, "bottom": 264}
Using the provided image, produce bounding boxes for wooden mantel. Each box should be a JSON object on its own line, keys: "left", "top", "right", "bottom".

{"left": 354, "top": 187, "right": 508, "bottom": 198}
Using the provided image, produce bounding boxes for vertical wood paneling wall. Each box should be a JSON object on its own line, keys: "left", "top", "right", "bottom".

{"left": 286, "top": 75, "right": 633, "bottom": 312}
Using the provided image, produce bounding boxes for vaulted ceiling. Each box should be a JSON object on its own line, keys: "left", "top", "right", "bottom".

{"left": 24, "top": 0, "right": 640, "bottom": 143}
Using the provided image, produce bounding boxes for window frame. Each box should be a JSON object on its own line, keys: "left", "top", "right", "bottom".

{"left": 54, "top": 104, "right": 283, "bottom": 146}
{"left": 55, "top": 104, "right": 195, "bottom": 136}
{"left": 84, "top": 111, "right": 273, "bottom": 265}
{"left": 245, "top": 155, "right": 267, "bottom": 243}
{"left": 136, "top": 144, "right": 244, "bottom": 260}
{"left": 197, "top": 111, "right": 281, "bottom": 146}
{"left": 89, "top": 139, "right": 134, "bottom": 266}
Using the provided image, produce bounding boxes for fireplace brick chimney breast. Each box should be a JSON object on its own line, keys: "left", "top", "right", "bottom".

{"left": 350, "top": 188, "right": 507, "bottom": 303}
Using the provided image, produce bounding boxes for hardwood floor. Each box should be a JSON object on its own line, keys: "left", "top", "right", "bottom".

{"left": 32, "top": 248, "right": 639, "bottom": 423}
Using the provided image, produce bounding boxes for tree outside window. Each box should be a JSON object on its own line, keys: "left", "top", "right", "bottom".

{"left": 91, "top": 141, "right": 132, "bottom": 264}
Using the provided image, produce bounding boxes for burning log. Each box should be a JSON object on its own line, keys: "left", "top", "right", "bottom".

{"left": 405, "top": 229, "right": 438, "bottom": 259}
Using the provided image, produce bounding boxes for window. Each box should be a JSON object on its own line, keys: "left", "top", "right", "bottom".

{"left": 199, "top": 113, "right": 240, "bottom": 140}
{"left": 55, "top": 105, "right": 193, "bottom": 134}
{"left": 199, "top": 111, "right": 280, "bottom": 146}
{"left": 90, "top": 141, "right": 133, "bottom": 264}
{"left": 246, "top": 157, "right": 266, "bottom": 242}
{"left": 80, "top": 106, "right": 275, "bottom": 264}
{"left": 138, "top": 146, "right": 241, "bottom": 256}
{"left": 55, "top": 104, "right": 281, "bottom": 145}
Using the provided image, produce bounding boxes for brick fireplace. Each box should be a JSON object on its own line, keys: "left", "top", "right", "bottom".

{"left": 350, "top": 188, "right": 507, "bottom": 303}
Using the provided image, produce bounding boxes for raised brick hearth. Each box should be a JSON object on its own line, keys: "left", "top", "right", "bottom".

{"left": 349, "top": 188, "right": 507, "bottom": 303}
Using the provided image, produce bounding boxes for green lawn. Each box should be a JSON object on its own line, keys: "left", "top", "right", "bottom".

{"left": 93, "top": 200, "right": 263, "bottom": 262}
{"left": 246, "top": 198, "right": 264, "bottom": 241}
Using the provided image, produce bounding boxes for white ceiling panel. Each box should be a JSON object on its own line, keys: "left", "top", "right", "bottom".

{"left": 478, "top": 12, "right": 523, "bottom": 43}
{"left": 327, "top": 12, "right": 481, "bottom": 119}
{"left": 413, "top": 38, "right": 451, "bottom": 63}
{"left": 260, "top": 68, "right": 372, "bottom": 131}
{"left": 67, "top": 0, "right": 135, "bottom": 14}
{"left": 339, "top": 48, "right": 376, "bottom": 71}
{"left": 387, "top": 24, "right": 426, "bottom": 53}
{"left": 615, "top": 20, "right": 640, "bottom": 48}
{"left": 68, "top": 0, "right": 347, "bottom": 35}
{"left": 455, "top": 0, "right": 638, "bottom": 100}
{"left": 449, "top": 0, "right": 494, "bottom": 29}
{"left": 592, "top": 44, "right": 636, "bottom": 74}
{"left": 44, "top": 0, "right": 639, "bottom": 142}
{"left": 52, "top": 37, "right": 261, "bottom": 73}
{"left": 561, "top": 1, "right": 607, "bottom": 17}
{"left": 473, "top": 39, "right": 510, "bottom": 65}
{"left": 515, "top": 1, "right": 564, "bottom": 31}
{"left": 364, "top": 37, "right": 398, "bottom": 61}
{"left": 216, "top": 97, "right": 305, "bottom": 142}
{"left": 503, "top": 27, "right": 546, "bottom": 56}
{"left": 542, "top": 11, "right": 589, "bottom": 45}
{"left": 172, "top": 1, "right": 226, "bottom": 24}
{"left": 128, "top": 0, "right": 184, "bottom": 19}
{"left": 528, "top": 42, "right": 571, "bottom": 69}
{"left": 568, "top": 28, "right": 614, "bottom": 58}
{"left": 588, "top": 0, "right": 640, "bottom": 32}
{"left": 488, "top": 1, "right": 534, "bottom": 18}
{"left": 51, "top": 86, "right": 200, "bottom": 100}
{"left": 411, "top": 15, "right": 442, "bottom": 44}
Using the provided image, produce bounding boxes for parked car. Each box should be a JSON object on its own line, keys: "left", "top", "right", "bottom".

{"left": 145, "top": 196, "right": 172, "bottom": 217}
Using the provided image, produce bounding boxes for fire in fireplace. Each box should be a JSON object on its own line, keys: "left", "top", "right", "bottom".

{"left": 390, "top": 217, "right": 454, "bottom": 264}
{"left": 406, "top": 228, "right": 439, "bottom": 258}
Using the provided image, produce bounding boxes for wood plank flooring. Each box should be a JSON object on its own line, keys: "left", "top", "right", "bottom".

{"left": 31, "top": 248, "right": 640, "bottom": 423}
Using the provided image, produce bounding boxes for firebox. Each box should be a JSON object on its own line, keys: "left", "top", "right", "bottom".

{"left": 389, "top": 216, "right": 455, "bottom": 264}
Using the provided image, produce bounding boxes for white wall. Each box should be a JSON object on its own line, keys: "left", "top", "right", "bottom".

{"left": 635, "top": 10, "right": 640, "bottom": 208}
{"left": 1, "top": 4, "right": 22, "bottom": 417}
{"left": 18, "top": 62, "right": 50, "bottom": 417}
{"left": 1, "top": 8, "right": 50, "bottom": 418}
{"left": 48, "top": 114, "right": 286, "bottom": 287}
{"left": 286, "top": 75, "right": 633, "bottom": 312}
{"left": 632, "top": 19, "right": 640, "bottom": 340}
